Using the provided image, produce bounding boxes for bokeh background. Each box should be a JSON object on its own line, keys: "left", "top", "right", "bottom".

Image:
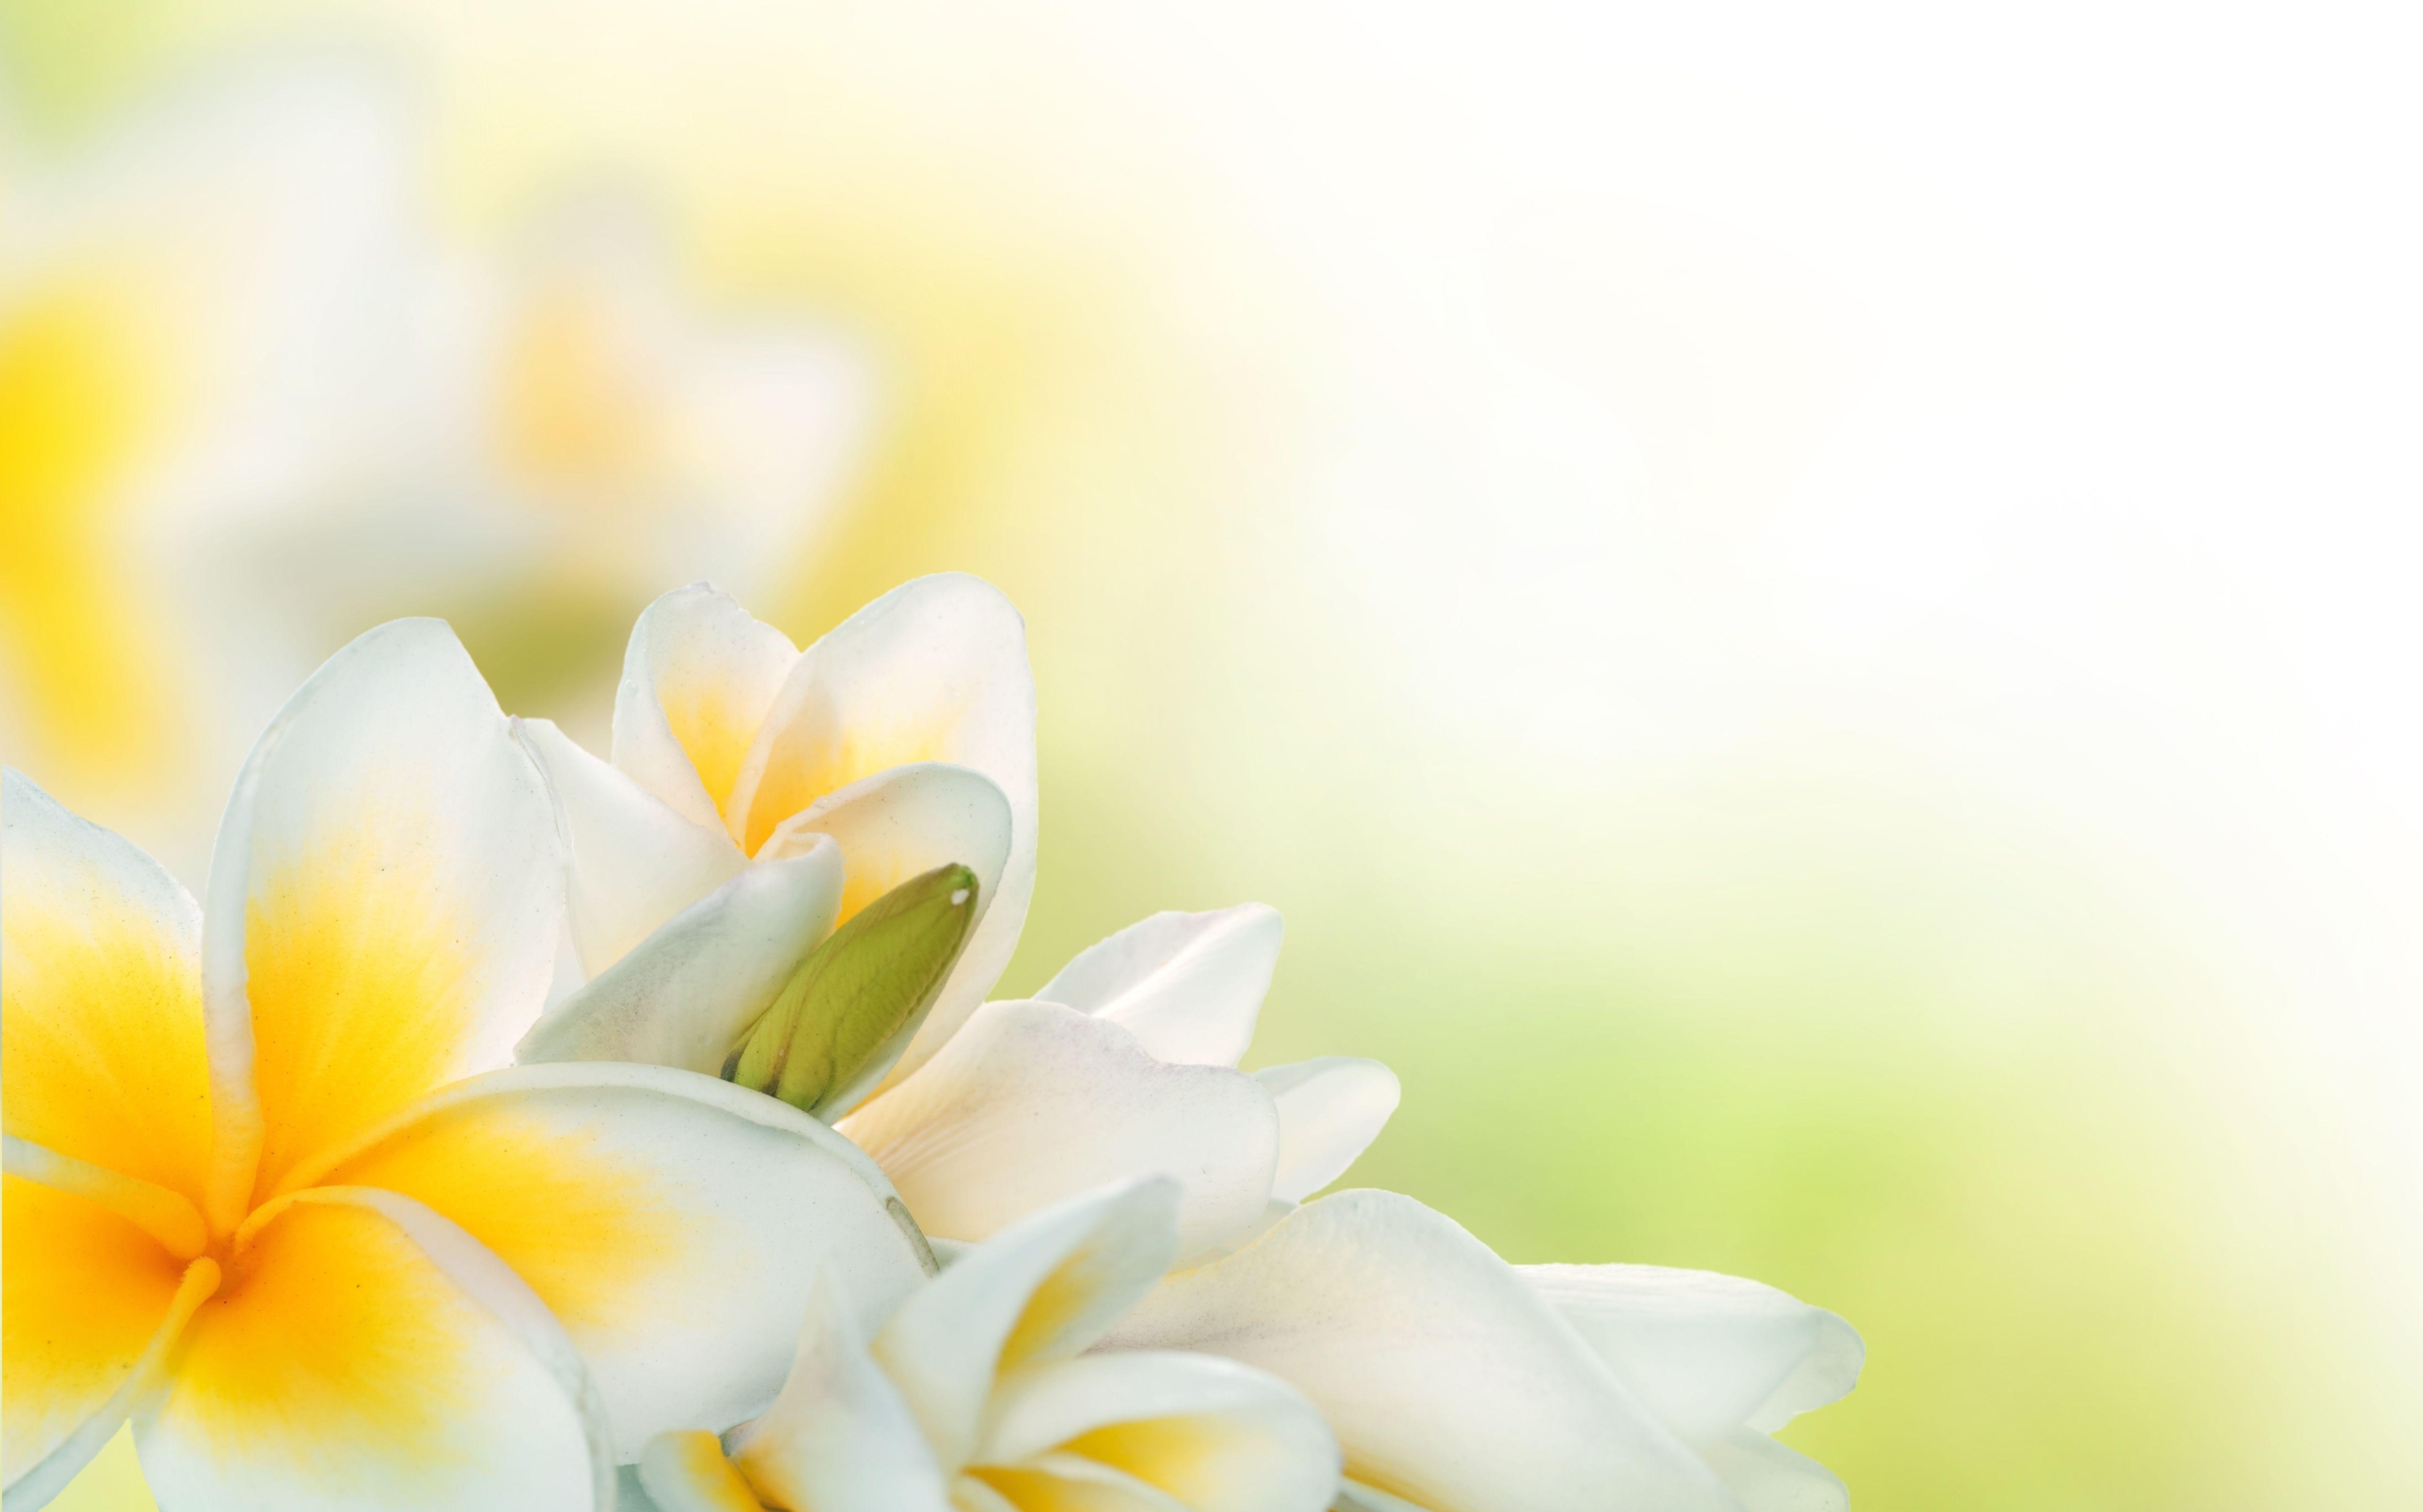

{"left": 7, "top": 2, "right": 2422, "bottom": 1507}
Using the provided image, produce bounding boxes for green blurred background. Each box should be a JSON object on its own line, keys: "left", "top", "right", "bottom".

{"left": 8, "top": 2, "right": 2422, "bottom": 1508}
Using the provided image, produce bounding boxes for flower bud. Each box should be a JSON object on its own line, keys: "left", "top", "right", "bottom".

{"left": 722, "top": 863, "right": 978, "bottom": 1120}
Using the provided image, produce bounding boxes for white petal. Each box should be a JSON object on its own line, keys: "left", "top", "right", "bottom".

{"left": 872, "top": 1180, "right": 1180, "bottom": 1469}
{"left": 515, "top": 839, "right": 844, "bottom": 1074}
{"left": 724, "top": 1276, "right": 956, "bottom": 1512}
{"left": 1521, "top": 1264, "right": 1863, "bottom": 1449}
{"left": 1105, "top": 1191, "right": 1737, "bottom": 1512}
{"left": 136, "top": 1187, "right": 610, "bottom": 1512}
{"left": 755, "top": 760, "right": 1014, "bottom": 1111}
{"left": 612, "top": 584, "right": 799, "bottom": 833}
{"left": 978, "top": 1351, "right": 1339, "bottom": 1512}
{"left": 516, "top": 716, "right": 747, "bottom": 977}
{"left": 1036, "top": 905, "right": 1283, "bottom": 1069}
{"left": 840, "top": 1001, "right": 1279, "bottom": 1260}
{"left": 1703, "top": 1430, "right": 1849, "bottom": 1512}
{"left": 1, "top": 769, "right": 212, "bottom": 1205}
{"left": 200, "top": 618, "right": 560, "bottom": 1227}
{"left": 725, "top": 575, "right": 1036, "bottom": 1089}
{"left": 636, "top": 1431, "right": 793, "bottom": 1512}
{"left": 296, "top": 1061, "right": 934, "bottom": 1459}
{"left": 1256, "top": 1058, "right": 1400, "bottom": 1205}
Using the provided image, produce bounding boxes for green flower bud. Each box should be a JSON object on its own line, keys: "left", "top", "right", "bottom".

{"left": 722, "top": 863, "right": 978, "bottom": 1121}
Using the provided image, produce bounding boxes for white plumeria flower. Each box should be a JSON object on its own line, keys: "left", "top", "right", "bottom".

{"left": 837, "top": 904, "right": 1404, "bottom": 1260}
{"left": 1, "top": 65, "right": 874, "bottom": 881}
{"left": 0, "top": 63, "right": 430, "bottom": 871}
{"left": 426, "top": 193, "right": 875, "bottom": 603}
{"left": 0, "top": 621, "right": 931, "bottom": 1510}
{"left": 624, "top": 1179, "right": 1342, "bottom": 1512}
{"left": 521, "top": 611, "right": 1400, "bottom": 1253}
{"left": 1105, "top": 1189, "right": 1863, "bottom": 1512}
{"left": 511, "top": 575, "right": 1036, "bottom": 1070}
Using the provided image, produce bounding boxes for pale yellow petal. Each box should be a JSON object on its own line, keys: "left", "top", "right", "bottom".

{"left": 1, "top": 769, "right": 212, "bottom": 1209}
{"left": 139, "top": 1188, "right": 609, "bottom": 1512}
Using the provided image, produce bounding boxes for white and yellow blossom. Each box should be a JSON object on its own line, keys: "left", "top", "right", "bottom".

{"left": 1, "top": 66, "right": 875, "bottom": 880}
{"left": 627, "top": 1179, "right": 1341, "bottom": 1512}
{"left": 0, "top": 621, "right": 930, "bottom": 1510}
{"left": 1106, "top": 1189, "right": 1863, "bottom": 1512}
{"left": 512, "top": 575, "right": 1036, "bottom": 1069}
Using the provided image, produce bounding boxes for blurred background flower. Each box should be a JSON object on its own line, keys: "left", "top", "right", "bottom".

{"left": 5, "top": 1, "right": 2419, "bottom": 1509}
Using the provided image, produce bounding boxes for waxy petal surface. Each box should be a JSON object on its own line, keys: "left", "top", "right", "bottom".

{"left": 137, "top": 1189, "right": 609, "bottom": 1512}
{"left": 202, "top": 619, "right": 561, "bottom": 1214}
{"left": 1, "top": 1177, "right": 200, "bottom": 1500}
{"left": 613, "top": 583, "right": 798, "bottom": 833}
{"left": 1, "top": 770, "right": 211, "bottom": 1205}
{"left": 840, "top": 1002, "right": 1278, "bottom": 1260}
{"left": 1037, "top": 905, "right": 1283, "bottom": 1069}
{"left": 516, "top": 840, "right": 845, "bottom": 1073}
{"left": 517, "top": 716, "right": 747, "bottom": 977}
{"left": 726, "top": 1278, "right": 956, "bottom": 1512}
{"left": 1105, "top": 1191, "right": 1738, "bottom": 1512}
{"left": 727, "top": 575, "right": 1035, "bottom": 1087}
{"left": 308, "top": 1062, "right": 934, "bottom": 1457}
{"left": 1522, "top": 1264, "right": 1862, "bottom": 1452}
{"left": 872, "top": 1180, "right": 1181, "bottom": 1469}
{"left": 1257, "top": 1058, "right": 1400, "bottom": 1205}
{"left": 977, "top": 1351, "right": 1340, "bottom": 1512}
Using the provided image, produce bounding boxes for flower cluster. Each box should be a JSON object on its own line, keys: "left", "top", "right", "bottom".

{"left": 2, "top": 576, "right": 1860, "bottom": 1512}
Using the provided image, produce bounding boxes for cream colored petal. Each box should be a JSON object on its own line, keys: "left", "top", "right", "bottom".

{"left": 872, "top": 1180, "right": 1180, "bottom": 1470}
{"left": 136, "top": 1187, "right": 611, "bottom": 1512}
{"left": 1256, "top": 1059, "right": 1400, "bottom": 1206}
{"left": 755, "top": 760, "right": 1013, "bottom": 1109}
{"left": 1, "top": 769, "right": 213, "bottom": 1208}
{"left": 970, "top": 1454, "right": 1188, "bottom": 1512}
{"left": 200, "top": 618, "right": 561, "bottom": 1225}
{"left": 1521, "top": 1264, "right": 1863, "bottom": 1449}
{"left": 726, "top": 575, "right": 1036, "bottom": 1089}
{"left": 515, "top": 839, "right": 844, "bottom": 1074}
{"left": 725, "top": 1276, "right": 956, "bottom": 1512}
{"left": 298, "top": 1062, "right": 935, "bottom": 1459}
{"left": 1702, "top": 1430, "right": 1848, "bottom": 1512}
{"left": 978, "top": 1351, "right": 1340, "bottom": 1512}
{"left": 613, "top": 584, "right": 799, "bottom": 833}
{"left": 1104, "top": 1191, "right": 1736, "bottom": 1512}
{"left": 1035, "top": 906, "right": 1283, "bottom": 1069}
{"left": 634, "top": 1432, "right": 782, "bottom": 1512}
{"left": 840, "top": 1002, "right": 1278, "bottom": 1260}
{"left": 516, "top": 716, "right": 748, "bottom": 977}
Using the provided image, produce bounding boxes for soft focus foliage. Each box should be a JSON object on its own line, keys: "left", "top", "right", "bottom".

{"left": 8, "top": 2, "right": 2422, "bottom": 1508}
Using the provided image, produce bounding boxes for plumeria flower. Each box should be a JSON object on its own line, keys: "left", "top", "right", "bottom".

{"left": 625, "top": 1179, "right": 1341, "bottom": 1512}
{"left": 431, "top": 192, "right": 875, "bottom": 604}
{"left": 521, "top": 614, "right": 1399, "bottom": 1255}
{"left": 510, "top": 575, "right": 1036, "bottom": 1067}
{"left": 2, "top": 65, "right": 875, "bottom": 882}
{"left": 1105, "top": 1189, "right": 1863, "bottom": 1512}
{"left": 0, "top": 621, "right": 932, "bottom": 1510}
{"left": 0, "top": 63, "right": 430, "bottom": 872}
{"left": 835, "top": 903, "right": 1404, "bottom": 1260}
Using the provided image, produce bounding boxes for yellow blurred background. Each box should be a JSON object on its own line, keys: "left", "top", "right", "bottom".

{"left": 7, "top": 2, "right": 2422, "bottom": 1508}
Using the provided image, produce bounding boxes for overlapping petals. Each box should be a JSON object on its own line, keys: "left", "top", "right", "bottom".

{"left": 629, "top": 1181, "right": 1341, "bottom": 1512}
{"left": 9, "top": 575, "right": 1863, "bottom": 1512}
{"left": 2, "top": 617, "right": 927, "bottom": 1511}
{"left": 517, "top": 579, "right": 1031, "bottom": 1095}
{"left": 1108, "top": 1190, "right": 1860, "bottom": 1512}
